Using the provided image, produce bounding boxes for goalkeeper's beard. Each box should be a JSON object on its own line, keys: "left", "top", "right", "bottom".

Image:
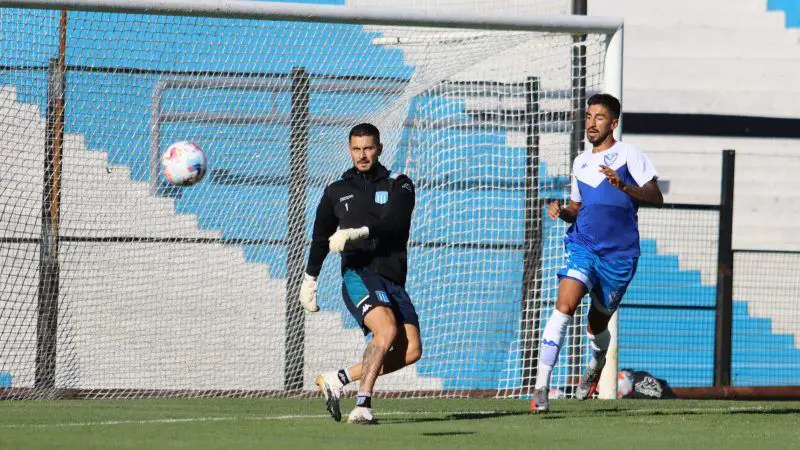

{"left": 355, "top": 159, "right": 373, "bottom": 172}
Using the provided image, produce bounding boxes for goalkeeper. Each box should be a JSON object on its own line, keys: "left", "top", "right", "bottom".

{"left": 299, "top": 123, "right": 421, "bottom": 425}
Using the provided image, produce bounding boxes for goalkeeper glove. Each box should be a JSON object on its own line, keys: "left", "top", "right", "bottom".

{"left": 299, "top": 273, "right": 319, "bottom": 312}
{"left": 328, "top": 226, "right": 370, "bottom": 253}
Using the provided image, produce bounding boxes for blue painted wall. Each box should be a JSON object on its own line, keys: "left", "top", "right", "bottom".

{"left": 769, "top": 0, "right": 800, "bottom": 27}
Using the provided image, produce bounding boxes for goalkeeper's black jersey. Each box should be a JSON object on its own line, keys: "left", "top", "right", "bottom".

{"left": 305, "top": 162, "right": 415, "bottom": 287}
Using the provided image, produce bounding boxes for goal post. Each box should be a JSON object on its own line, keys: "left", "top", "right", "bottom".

{"left": 598, "top": 26, "right": 623, "bottom": 400}
{"left": 0, "top": 0, "right": 623, "bottom": 399}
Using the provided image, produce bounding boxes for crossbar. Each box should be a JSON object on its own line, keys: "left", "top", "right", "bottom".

{"left": 1, "top": 0, "right": 623, "bottom": 35}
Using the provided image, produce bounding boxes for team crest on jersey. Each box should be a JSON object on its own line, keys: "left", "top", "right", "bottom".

{"left": 375, "top": 191, "right": 388, "bottom": 204}
{"left": 604, "top": 153, "right": 618, "bottom": 166}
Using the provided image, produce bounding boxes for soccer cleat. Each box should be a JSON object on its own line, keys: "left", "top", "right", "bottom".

{"left": 530, "top": 387, "right": 550, "bottom": 413}
{"left": 575, "top": 367, "right": 603, "bottom": 401}
{"left": 315, "top": 371, "right": 344, "bottom": 422}
{"left": 347, "top": 406, "right": 377, "bottom": 425}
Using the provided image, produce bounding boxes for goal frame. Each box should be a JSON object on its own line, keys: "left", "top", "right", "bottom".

{"left": 1, "top": 0, "right": 624, "bottom": 399}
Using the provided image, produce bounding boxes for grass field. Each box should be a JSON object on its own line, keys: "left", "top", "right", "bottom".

{"left": 1, "top": 397, "right": 798, "bottom": 449}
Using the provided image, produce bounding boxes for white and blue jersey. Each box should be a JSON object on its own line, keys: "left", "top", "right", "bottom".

{"left": 566, "top": 141, "right": 658, "bottom": 259}
{"left": 558, "top": 141, "right": 658, "bottom": 314}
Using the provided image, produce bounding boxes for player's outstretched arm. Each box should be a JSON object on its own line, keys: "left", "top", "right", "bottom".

{"left": 301, "top": 189, "right": 339, "bottom": 312}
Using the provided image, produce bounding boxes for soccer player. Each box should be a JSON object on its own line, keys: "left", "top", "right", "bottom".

{"left": 531, "top": 94, "right": 663, "bottom": 413}
{"left": 298, "top": 123, "right": 422, "bottom": 425}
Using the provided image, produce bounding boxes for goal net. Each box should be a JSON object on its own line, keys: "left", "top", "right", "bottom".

{"left": 0, "top": 0, "right": 618, "bottom": 399}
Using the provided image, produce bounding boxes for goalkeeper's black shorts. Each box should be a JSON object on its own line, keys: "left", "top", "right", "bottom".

{"left": 341, "top": 267, "right": 420, "bottom": 336}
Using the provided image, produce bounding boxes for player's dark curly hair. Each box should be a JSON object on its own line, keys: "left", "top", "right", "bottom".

{"left": 587, "top": 93, "right": 621, "bottom": 118}
{"left": 349, "top": 123, "right": 381, "bottom": 143}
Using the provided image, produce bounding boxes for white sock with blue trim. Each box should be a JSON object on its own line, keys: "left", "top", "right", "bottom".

{"left": 588, "top": 329, "right": 610, "bottom": 372}
{"left": 534, "top": 309, "right": 573, "bottom": 390}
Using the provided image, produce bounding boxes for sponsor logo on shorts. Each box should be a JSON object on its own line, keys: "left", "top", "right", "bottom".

{"left": 362, "top": 304, "right": 372, "bottom": 314}
{"left": 375, "top": 291, "right": 390, "bottom": 304}
{"left": 608, "top": 290, "right": 622, "bottom": 304}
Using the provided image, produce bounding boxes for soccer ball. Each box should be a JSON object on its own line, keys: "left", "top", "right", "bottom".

{"left": 617, "top": 370, "right": 634, "bottom": 398}
{"left": 160, "top": 141, "right": 207, "bottom": 186}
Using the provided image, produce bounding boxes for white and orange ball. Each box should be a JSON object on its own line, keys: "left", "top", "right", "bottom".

{"left": 160, "top": 141, "right": 207, "bottom": 186}
{"left": 617, "top": 370, "right": 634, "bottom": 398}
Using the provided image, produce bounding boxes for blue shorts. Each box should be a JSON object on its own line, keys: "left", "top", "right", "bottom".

{"left": 341, "top": 268, "right": 420, "bottom": 335}
{"left": 557, "top": 242, "right": 638, "bottom": 315}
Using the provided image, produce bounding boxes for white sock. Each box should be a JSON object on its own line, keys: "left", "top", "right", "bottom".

{"left": 588, "top": 329, "right": 610, "bottom": 371}
{"left": 534, "top": 309, "right": 573, "bottom": 389}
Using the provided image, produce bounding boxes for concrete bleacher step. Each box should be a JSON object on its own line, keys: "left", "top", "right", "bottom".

{"left": 734, "top": 255, "right": 800, "bottom": 349}
{"left": 591, "top": 0, "right": 770, "bottom": 13}
{"left": 65, "top": 276, "right": 287, "bottom": 390}
{"left": 646, "top": 153, "right": 798, "bottom": 170}
{"left": 626, "top": 135, "right": 800, "bottom": 154}
{"left": 623, "top": 26, "right": 800, "bottom": 57}
{"left": 626, "top": 57, "right": 800, "bottom": 91}
{"left": 620, "top": 10, "right": 785, "bottom": 29}
{"left": 625, "top": 66, "right": 800, "bottom": 93}
{"left": 0, "top": 88, "right": 46, "bottom": 240}
{"left": 624, "top": 87, "right": 800, "bottom": 118}
{"left": 638, "top": 209, "right": 718, "bottom": 281}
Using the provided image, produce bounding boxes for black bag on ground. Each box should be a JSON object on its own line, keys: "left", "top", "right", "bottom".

{"left": 618, "top": 369, "right": 677, "bottom": 399}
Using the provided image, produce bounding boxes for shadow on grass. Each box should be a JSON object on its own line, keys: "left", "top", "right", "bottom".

{"left": 420, "top": 431, "right": 477, "bottom": 437}
{"left": 380, "top": 410, "right": 528, "bottom": 424}
{"left": 537, "top": 405, "right": 800, "bottom": 420}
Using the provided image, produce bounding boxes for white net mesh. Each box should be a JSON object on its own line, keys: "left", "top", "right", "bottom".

{"left": 0, "top": 4, "right": 607, "bottom": 399}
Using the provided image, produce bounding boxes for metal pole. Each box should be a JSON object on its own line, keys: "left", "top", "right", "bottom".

{"left": 284, "top": 66, "right": 309, "bottom": 391}
{"left": 571, "top": 0, "right": 587, "bottom": 163}
{"left": 36, "top": 10, "right": 66, "bottom": 391}
{"left": 521, "top": 76, "right": 542, "bottom": 393}
{"left": 597, "top": 25, "right": 624, "bottom": 399}
{"left": 714, "top": 150, "right": 735, "bottom": 387}
{"left": 149, "top": 80, "right": 164, "bottom": 192}
{"left": 567, "top": 0, "right": 587, "bottom": 381}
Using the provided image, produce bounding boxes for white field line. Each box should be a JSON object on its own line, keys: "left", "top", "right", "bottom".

{"left": 0, "top": 410, "right": 498, "bottom": 429}
{"left": 0, "top": 405, "right": 782, "bottom": 429}
{"left": 628, "top": 405, "right": 772, "bottom": 415}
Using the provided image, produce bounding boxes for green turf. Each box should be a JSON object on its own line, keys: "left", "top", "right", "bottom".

{"left": 0, "top": 398, "right": 798, "bottom": 449}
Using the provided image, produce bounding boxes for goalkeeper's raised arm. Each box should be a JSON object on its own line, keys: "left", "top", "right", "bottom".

{"left": 306, "top": 186, "right": 339, "bottom": 277}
